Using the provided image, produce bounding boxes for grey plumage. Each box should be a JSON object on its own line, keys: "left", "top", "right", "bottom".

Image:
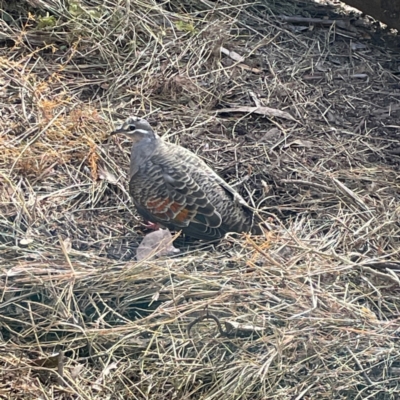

{"left": 112, "top": 116, "right": 261, "bottom": 240}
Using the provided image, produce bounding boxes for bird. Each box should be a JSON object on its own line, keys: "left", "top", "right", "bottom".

{"left": 111, "top": 116, "right": 262, "bottom": 241}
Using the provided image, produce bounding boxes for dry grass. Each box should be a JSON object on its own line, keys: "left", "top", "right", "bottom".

{"left": 1, "top": 0, "right": 400, "bottom": 398}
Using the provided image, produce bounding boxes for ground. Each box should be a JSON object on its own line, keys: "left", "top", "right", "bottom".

{"left": 0, "top": 0, "right": 400, "bottom": 399}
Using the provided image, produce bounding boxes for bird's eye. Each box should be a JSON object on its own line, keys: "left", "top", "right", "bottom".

{"left": 128, "top": 124, "right": 136, "bottom": 131}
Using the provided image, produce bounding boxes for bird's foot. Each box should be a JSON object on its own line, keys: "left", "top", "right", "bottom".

{"left": 143, "top": 221, "right": 160, "bottom": 230}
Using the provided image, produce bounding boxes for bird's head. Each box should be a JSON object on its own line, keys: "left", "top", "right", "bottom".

{"left": 111, "top": 117, "right": 157, "bottom": 143}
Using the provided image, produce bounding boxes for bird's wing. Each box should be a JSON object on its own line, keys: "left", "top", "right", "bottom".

{"left": 135, "top": 155, "right": 223, "bottom": 233}
{"left": 209, "top": 169, "right": 251, "bottom": 208}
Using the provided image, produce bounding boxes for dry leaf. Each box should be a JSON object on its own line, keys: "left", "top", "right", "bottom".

{"left": 261, "top": 127, "right": 281, "bottom": 141}
{"left": 20, "top": 238, "right": 34, "bottom": 246}
{"left": 216, "top": 106, "right": 296, "bottom": 121}
{"left": 71, "top": 363, "right": 85, "bottom": 381}
{"left": 93, "top": 362, "right": 118, "bottom": 391}
{"left": 284, "top": 139, "right": 313, "bottom": 148}
{"left": 224, "top": 320, "right": 264, "bottom": 334}
{"left": 360, "top": 306, "right": 378, "bottom": 322}
{"left": 220, "top": 47, "right": 261, "bottom": 73}
{"left": 62, "top": 237, "right": 72, "bottom": 253}
{"left": 136, "top": 229, "right": 180, "bottom": 261}
{"left": 98, "top": 165, "right": 119, "bottom": 184}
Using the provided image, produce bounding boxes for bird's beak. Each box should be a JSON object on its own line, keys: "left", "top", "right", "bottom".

{"left": 110, "top": 128, "right": 125, "bottom": 135}
{"left": 110, "top": 122, "right": 129, "bottom": 136}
